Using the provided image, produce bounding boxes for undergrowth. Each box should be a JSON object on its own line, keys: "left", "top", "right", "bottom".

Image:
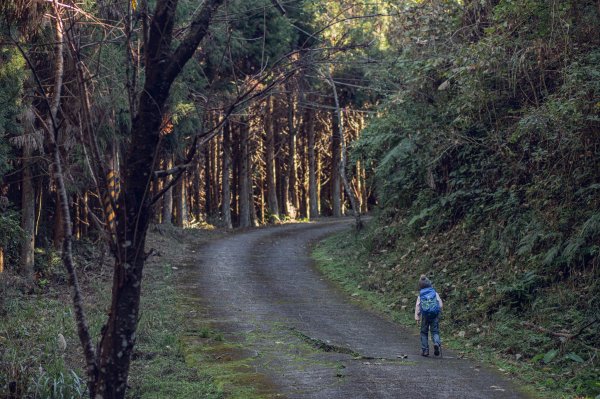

{"left": 0, "top": 228, "right": 226, "bottom": 399}
{"left": 313, "top": 217, "right": 599, "bottom": 399}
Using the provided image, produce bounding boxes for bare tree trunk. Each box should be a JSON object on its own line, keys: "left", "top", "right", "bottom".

{"left": 265, "top": 97, "right": 279, "bottom": 221}
{"left": 330, "top": 107, "right": 342, "bottom": 218}
{"left": 173, "top": 172, "right": 187, "bottom": 227}
{"left": 307, "top": 108, "right": 318, "bottom": 219}
{"left": 82, "top": 191, "right": 89, "bottom": 235}
{"left": 327, "top": 71, "right": 361, "bottom": 228}
{"left": 249, "top": 133, "right": 258, "bottom": 227}
{"left": 212, "top": 135, "right": 220, "bottom": 216}
{"left": 53, "top": 190, "right": 65, "bottom": 249}
{"left": 275, "top": 108, "right": 289, "bottom": 217}
{"left": 93, "top": 1, "right": 225, "bottom": 397}
{"left": 316, "top": 136, "right": 322, "bottom": 216}
{"left": 287, "top": 89, "right": 298, "bottom": 215}
{"left": 239, "top": 118, "right": 252, "bottom": 228}
{"left": 232, "top": 124, "right": 239, "bottom": 223}
{"left": 20, "top": 146, "right": 35, "bottom": 279}
{"left": 221, "top": 120, "right": 232, "bottom": 229}
{"left": 204, "top": 143, "right": 212, "bottom": 217}
{"left": 0, "top": 246, "right": 4, "bottom": 274}
{"left": 161, "top": 157, "right": 173, "bottom": 224}
{"left": 192, "top": 166, "right": 202, "bottom": 221}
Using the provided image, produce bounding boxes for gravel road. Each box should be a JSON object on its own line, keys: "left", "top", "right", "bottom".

{"left": 184, "top": 220, "right": 529, "bottom": 399}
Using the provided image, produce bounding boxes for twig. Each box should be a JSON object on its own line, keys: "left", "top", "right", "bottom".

{"left": 521, "top": 319, "right": 598, "bottom": 342}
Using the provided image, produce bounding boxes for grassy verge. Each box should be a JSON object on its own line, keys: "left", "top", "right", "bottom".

{"left": 133, "top": 226, "right": 278, "bottom": 399}
{"left": 0, "top": 242, "right": 110, "bottom": 398}
{"left": 126, "top": 227, "right": 224, "bottom": 399}
{"left": 312, "top": 224, "right": 599, "bottom": 399}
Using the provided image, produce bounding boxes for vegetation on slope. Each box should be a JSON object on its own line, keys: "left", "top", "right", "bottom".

{"left": 315, "top": 223, "right": 598, "bottom": 398}
{"left": 316, "top": 1, "right": 600, "bottom": 398}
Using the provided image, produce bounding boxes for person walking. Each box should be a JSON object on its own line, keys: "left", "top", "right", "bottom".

{"left": 415, "top": 275, "right": 443, "bottom": 357}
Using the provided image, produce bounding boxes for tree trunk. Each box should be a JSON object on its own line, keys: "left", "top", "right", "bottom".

{"left": 232, "top": 124, "right": 239, "bottom": 224}
{"left": 173, "top": 172, "right": 187, "bottom": 227}
{"left": 275, "top": 108, "right": 289, "bottom": 217}
{"left": 212, "top": 135, "right": 220, "bottom": 217}
{"left": 221, "top": 120, "right": 232, "bottom": 229}
{"left": 93, "top": 1, "right": 225, "bottom": 397}
{"left": 330, "top": 107, "right": 342, "bottom": 217}
{"left": 287, "top": 89, "right": 299, "bottom": 215}
{"left": 161, "top": 157, "right": 173, "bottom": 224}
{"left": 192, "top": 166, "right": 202, "bottom": 221}
{"left": 53, "top": 190, "right": 65, "bottom": 249}
{"left": 316, "top": 139, "right": 322, "bottom": 216}
{"left": 265, "top": 97, "right": 279, "bottom": 221}
{"left": 328, "top": 71, "right": 361, "bottom": 229}
{"left": 82, "top": 191, "right": 89, "bottom": 236}
{"left": 307, "top": 108, "right": 318, "bottom": 219}
{"left": 0, "top": 246, "right": 4, "bottom": 274}
{"left": 20, "top": 146, "right": 35, "bottom": 278}
{"left": 204, "top": 143, "right": 212, "bottom": 217}
{"left": 239, "top": 118, "right": 252, "bottom": 228}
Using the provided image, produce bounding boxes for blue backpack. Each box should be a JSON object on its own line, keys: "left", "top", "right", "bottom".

{"left": 419, "top": 287, "right": 440, "bottom": 319}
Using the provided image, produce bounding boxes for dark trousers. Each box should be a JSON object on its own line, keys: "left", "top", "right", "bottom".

{"left": 420, "top": 316, "right": 441, "bottom": 352}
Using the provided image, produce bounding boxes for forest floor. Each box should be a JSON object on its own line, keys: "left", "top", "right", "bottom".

{"left": 0, "top": 224, "right": 227, "bottom": 399}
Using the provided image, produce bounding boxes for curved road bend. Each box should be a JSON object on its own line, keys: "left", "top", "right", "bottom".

{"left": 186, "top": 220, "right": 528, "bottom": 399}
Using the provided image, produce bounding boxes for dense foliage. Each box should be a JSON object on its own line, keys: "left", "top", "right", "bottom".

{"left": 1, "top": 0, "right": 598, "bottom": 397}
{"left": 355, "top": 0, "right": 599, "bottom": 298}
{"left": 349, "top": 0, "right": 599, "bottom": 396}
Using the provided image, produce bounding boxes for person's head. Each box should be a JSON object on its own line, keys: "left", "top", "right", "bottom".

{"left": 418, "top": 274, "right": 432, "bottom": 289}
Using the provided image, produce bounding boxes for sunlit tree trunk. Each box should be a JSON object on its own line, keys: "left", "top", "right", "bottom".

{"left": 173, "top": 172, "right": 187, "bottom": 227}
{"left": 287, "top": 89, "right": 299, "bottom": 215}
{"left": 307, "top": 108, "right": 318, "bottom": 219}
{"left": 249, "top": 138, "right": 259, "bottom": 227}
{"left": 204, "top": 143, "right": 212, "bottom": 217}
{"left": 331, "top": 107, "right": 342, "bottom": 217}
{"left": 191, "top": 166, "right": 201, "bottom": 221}
{"left": 221, "top": 120, "right": 232, "bottom": 229}
{"left": 212, "top": 135, "right": 220, "bottom": 217}
{"left": 316, "top": 137, "right": 322, "bottom": 216}
{"left": 265, "top": 97, "right": 279, "bottom": 221}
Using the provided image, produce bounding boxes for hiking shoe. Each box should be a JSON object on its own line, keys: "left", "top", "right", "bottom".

{"left": 434, "top": 344, "right": 440, "bottom": 356}
{"left": 421, "top": 349, "right": 429, "bottom": 357}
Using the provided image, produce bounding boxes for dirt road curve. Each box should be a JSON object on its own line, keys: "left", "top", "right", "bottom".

{"left": 186, "top": 220, "right": 528, "bottom": 399}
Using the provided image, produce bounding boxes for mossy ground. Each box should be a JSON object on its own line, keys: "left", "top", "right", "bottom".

{"left": 312, "top": 222, "right": 599, "bottom": 399}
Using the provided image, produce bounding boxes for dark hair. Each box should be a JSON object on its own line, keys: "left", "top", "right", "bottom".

{"left": 418, "top": 274, "right": 432, "bottom": 289}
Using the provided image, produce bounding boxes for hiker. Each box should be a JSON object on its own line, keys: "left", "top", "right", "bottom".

{"left": 415, "top": 275, "right": 443, "bottom": 357}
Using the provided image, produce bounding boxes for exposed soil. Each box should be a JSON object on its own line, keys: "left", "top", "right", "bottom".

{"left": 176, "top": 220, "right": 530, "bottom": 399}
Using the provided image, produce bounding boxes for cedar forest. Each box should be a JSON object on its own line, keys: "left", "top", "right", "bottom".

{"left": 0, "top": 0, "right": 598, "bottom": 398}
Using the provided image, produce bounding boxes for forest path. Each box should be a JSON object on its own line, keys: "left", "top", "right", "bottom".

{"left": 178, "top": 220, "right": 528, "bottom": 399}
